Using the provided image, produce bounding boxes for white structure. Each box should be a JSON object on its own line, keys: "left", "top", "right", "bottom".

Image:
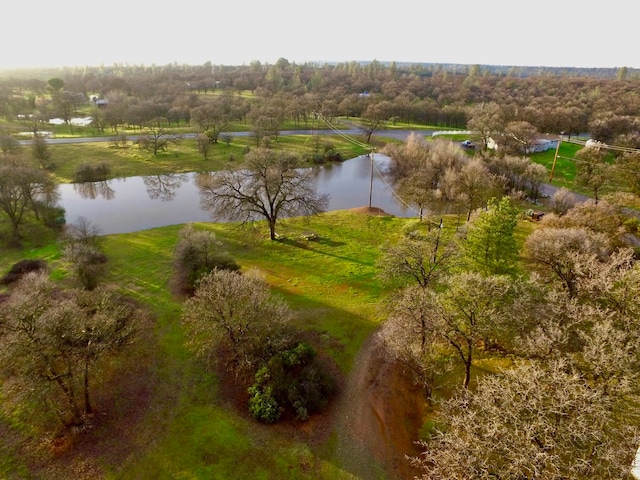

{"left": 632, "top": 445, "right": 640, "bottom": 479}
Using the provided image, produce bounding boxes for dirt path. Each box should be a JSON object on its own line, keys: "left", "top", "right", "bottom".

{"left": 331, "top": 330, "right": 425, "bottom": 479}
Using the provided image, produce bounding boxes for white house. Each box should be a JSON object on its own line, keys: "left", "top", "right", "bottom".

{"left": 487, "top": 134, "right": 559, "bottom": 153}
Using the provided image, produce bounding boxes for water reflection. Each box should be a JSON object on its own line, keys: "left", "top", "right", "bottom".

{"left": 74, "top": 180, "right": 115, "bottom": 200}
{"left": 144, "top": 174, "right": 189, "bottom": 201}
{"left": 57, "top": 154, "right": 417, "bottom": 235}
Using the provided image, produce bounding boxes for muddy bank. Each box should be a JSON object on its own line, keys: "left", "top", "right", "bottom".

{"left": 332, "top": 332, "right": 426, "bottom": 479}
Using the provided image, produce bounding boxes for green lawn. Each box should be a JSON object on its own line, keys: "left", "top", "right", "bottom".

{"left": 0, "top": 212, "right": 420, "bottom": 479}
{"left": 35, "top": 134, "right": 369, "bottom": 183}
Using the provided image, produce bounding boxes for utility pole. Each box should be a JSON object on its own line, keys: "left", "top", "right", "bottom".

{"left": 368, "top": 150, "right": 374, "bottom": 208}
{"left": 549, "top": 136, "right": 562, "bottom": 181}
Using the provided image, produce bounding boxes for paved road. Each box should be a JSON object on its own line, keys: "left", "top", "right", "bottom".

{"left": 18, "top": 128, "right": 432, "bottom": 147}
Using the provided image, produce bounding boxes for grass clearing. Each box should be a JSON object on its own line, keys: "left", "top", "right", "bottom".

{"left": 41, "top": 134, "right": 369, "bottom": 183}
{"left": 0, "top": 211, "right": 419, "bottom": 479}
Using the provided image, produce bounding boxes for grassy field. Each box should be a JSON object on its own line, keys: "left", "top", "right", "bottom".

{"left": 36, "top": 133, "right": 370, "bottom": 183}
{"left": 0, "top": 209, "right": 540, "bottom": 479}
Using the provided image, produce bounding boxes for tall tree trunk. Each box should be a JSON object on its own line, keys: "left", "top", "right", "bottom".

{"left": 84, "top": 359, "right": 92, "bottom": 414}
{"left": 53, "top": 374, "right": 83, "bottom": 426}
{"left": 269, "top": 219, "right": 277, "bottom": 240}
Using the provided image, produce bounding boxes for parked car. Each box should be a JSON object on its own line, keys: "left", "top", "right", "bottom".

{"left": 461, "top": 140, "right": 475, "bottom": 148}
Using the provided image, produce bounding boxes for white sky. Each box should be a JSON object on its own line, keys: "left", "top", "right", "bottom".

{"left": 2, "top": 0, "right": 637, "bottom": 70}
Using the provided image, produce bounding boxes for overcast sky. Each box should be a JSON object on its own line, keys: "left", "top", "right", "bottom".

{"left": 2, "top": 0, "right": 636, "bottom": 70}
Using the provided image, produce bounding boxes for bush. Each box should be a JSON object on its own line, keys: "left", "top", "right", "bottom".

{"left": 0, "top": 259, "right": 47, "bottom": 285}
{"left": 624, "top": 217, "right": 640, "bottom": 233}
{"left": 247, "top": 384, "right": 282, "bottom": 424}
{"left": 73, "top": 162, "right": 111, "bottom": 183}
{"left": 173, "top": 225, "right": 239, "bottom": 295}
{"left": 247, "top": 342, "right": 335, "bottom": 423}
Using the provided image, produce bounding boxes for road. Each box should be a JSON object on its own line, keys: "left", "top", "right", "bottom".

{"left": 18, "top": 127, "right": 432, "bottom": 147}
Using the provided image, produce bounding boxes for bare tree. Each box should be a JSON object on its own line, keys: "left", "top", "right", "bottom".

{"left": 173, "top": 224, "right": 239, "bottom": 294}
{"left": 361, "top": 101, "right": 391, "bottom": 143}
{"left": 31, "top": 133, "right": 52, "bottom": 169}
{"left": 523, "top": 227, "right": 610, "bottom": 298}
{"left": 181, "top": 269, "right": 292, "bottom": 372}
{"left": 378, "top": 285, "right": 452, "bottom": 403}
{"left": 503, "top": 120, "right": 539, "bottom": 154}
{"left": 550, "top": 187, "right": 576, "bottom": 215}
{"left": 138, "top": 117, "right": 179, "bottom": 155}
{"left": 378, "top": 225, "right": 456, "bottom": 289}
{"left": 0, "top": 156, "right": 57, "bottom": 242}
{"left": 455, "top": 157, "right": 497, "bottom": 221}
{"left": 196, "top": 148, "right": 329, "bottom": 240}
{"left": 190, "top": 101, "right": 230, "bottom": 144}
{"left": 425, "top": 272, "right": 513, "bottom": 388}
{"left": 575, "top": 146, "right": 610, "bottom": 203}
{"left": 466, "top": 101, "right": 504, "bottom": 150}
{"left": 0, "top": 273, "right": 138, "bottom": 428}
{"left": 62, "top": 217, "right": 106, "bottom": 290}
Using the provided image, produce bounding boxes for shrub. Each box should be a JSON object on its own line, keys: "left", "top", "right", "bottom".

{"left": 624, "top": 217, "right": 639, "bottom": 233}
{"left": 0, "top": 259, "right": 47, "bottom": 285}
{"left": 73, "top": 162, "right": 111, "bottom": 183}
{"left": 247, "top": 384, "right": 282, "bottom": 424}
{"left": 173, "top": 225, "right": 239, "bottom": 295}
{"left": 247, "top": 342, "right": 335, "bottom": 423}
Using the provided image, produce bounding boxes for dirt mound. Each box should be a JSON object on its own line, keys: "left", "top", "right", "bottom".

{"left": 349, "top": 206, "right": 392, "bottom": 216}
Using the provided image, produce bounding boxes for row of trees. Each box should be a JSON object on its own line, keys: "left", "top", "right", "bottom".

{"left": 3, "top": 60, "right": 640, "bottom": 147}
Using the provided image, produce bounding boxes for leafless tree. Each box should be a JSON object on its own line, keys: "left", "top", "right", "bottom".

{"left": 62, "top": 217, "right": 106, "bottom": 290}
{"left": 466, "top": 101, "right": 504, "bottom": 150}
{"left": 190, "top": 101, "right": 230, "bottom": 144}
{"left": 575, "top": 146, "right": 610, "bottom": 203}
{"left": 523, "top": 227, "right": 610, "bottom": 298}
{"left": 0, "top": 155, "right": 57, "bottom": 242}
{"left": 196, "top": 148, "right": 329, "bottom": 240}
{"left": 138, "top": 117, "right": 179, "bottom": 155}
{"left": 0, "top": 273, "right": 138, "bottom": 428}
{"left": 550, "top": 187, "right": 576, "bottom": 215}
{"left": 378, "top": 285, "right": 452, "bottom": 403}
{"left": 504, "top": 120, "right": 539, "bottom": 154}
{"left": 378, "top": 225, "right": 457, "bottom": 289}
{"left": 455, "top": 157, "right": 497, "bottom": 220}
{"left": 181, "top": 269, "right": 292, "bottom": 373}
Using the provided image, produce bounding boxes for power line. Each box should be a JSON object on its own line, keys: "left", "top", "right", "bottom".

{"left": 315, "top": 112, "right": 422, "bottom": 217}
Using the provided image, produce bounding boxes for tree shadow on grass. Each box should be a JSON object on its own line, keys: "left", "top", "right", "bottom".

{"left": 276, "top": 236, "right": 372, "bottom": 266}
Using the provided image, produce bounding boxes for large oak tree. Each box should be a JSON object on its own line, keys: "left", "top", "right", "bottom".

{"left": 196, "top": 148, "right": 329, "bottom": 240}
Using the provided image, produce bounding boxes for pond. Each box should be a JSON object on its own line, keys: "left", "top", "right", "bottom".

{"left": 57, "top": 154, "right": 418, "bottom": 235}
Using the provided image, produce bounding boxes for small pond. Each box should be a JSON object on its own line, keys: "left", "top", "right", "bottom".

{"left": 57, "top": 154, "right": 418, "bottom": 235}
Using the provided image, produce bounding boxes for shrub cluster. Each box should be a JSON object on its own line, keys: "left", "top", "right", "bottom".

{"left": 248, "top": 342, "right": 335, "bottom": 423}
{"left": 73, "top": 162, "right": 111, "bottom": 183}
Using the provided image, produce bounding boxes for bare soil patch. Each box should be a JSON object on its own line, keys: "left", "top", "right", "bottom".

{"left": 349, "top": 206, "right": 393, "bottom": 216}
{"left": 330, "top": 332, "right": 426, "bottom": 479}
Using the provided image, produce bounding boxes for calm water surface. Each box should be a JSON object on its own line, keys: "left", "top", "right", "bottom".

{"left": 57, "top": 154, "right": 417, "bottom": 235}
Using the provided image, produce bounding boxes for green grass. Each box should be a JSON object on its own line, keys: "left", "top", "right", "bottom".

{"left": 37, "top": 134, "right": 369, "bottom": 183}
{"left": 0, "top": 212, "right": 415, "bottom": 479}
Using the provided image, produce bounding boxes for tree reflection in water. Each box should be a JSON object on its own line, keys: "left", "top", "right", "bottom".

{"left": 74, "top": 181, "right": 115, "bottom": 200}
{"left": 143, "top": 174, "right": 189, "bottom": 201}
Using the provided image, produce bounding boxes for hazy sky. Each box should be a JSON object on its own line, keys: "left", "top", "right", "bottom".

{"left": 3, "top": 0, "right": 637, "bottom": 70}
